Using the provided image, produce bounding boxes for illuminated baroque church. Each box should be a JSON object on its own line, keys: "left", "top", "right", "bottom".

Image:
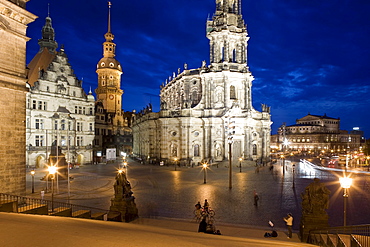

{"left": 132, "top": 0, "right": 272, "bottom": 165}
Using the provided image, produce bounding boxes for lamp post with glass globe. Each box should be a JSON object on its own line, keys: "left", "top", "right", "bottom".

{"left": 282, "top": 138, "right": 290, "bottom": 176}
{"left": 30, "top": 170, "right": 35, "bottom": 193}
{"left": 174, "top": 157, "right": 178, "bottom": 171}
{"left": 48, "top": 165, "right": 57, "bottom": 212}
{"left": 339, "top": 176, "right": 352, "bottom": 226}
{"left": 238, "top": 157, "right": 242, "bottom": 173}
{"left": 202, "top": 162, "right": 208, "bottom": 184}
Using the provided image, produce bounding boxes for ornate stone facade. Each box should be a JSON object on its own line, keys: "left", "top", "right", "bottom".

{"left": 26, "top": 15, "right": 95, "bottom": 168}
{"left": 93, "top": 3, "right": 132, "bottom": 162}
{"left": 271, "top": 114, "right": 362, "bottom": 154}
{"left": 132, "top": 0, "right": 272, "bottom": 165}
{"left": 0, "top": 0, "right": 36, "bottom": 194}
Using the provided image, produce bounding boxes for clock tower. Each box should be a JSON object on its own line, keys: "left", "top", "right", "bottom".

{"left": 95, "top": 2, "right": 123, "bottom": 113}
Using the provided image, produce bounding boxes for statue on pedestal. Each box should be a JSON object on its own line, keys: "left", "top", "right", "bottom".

{"left": 109, "top": 171, "right": 138, "bottom": 222}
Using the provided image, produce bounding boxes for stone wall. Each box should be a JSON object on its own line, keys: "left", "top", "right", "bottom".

{"left": 0, "top": 0, "right": 37, "bottom": 194}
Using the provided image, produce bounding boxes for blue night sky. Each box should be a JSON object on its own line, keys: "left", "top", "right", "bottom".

{"left": 25, "top": 0, "right": 370, "bottom": 137}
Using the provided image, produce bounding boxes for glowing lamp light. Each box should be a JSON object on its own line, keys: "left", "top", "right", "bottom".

{"left": 340, "top": 177, "right": 352, "bottom": 189}
{"left": 48, "top": 166, "right": 57, "bottom": 175}
{"left": 202, "top": 163, "right": 208, "bottom": 169}
{"left": 30, "top": 170, "right": 35, "bottom": 175}
{"left": 118, "top": 169, "right": 123, "bottom": 174}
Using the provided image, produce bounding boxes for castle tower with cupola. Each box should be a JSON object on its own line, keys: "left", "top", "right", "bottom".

{"left": 95, "top": 1, "right": 123, "bottom": 114}
{"left": 94, "top": 2, "right": 132, "bottom": 162}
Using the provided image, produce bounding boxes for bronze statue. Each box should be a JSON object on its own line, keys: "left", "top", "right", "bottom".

{"left": 301, "top": 178, "right": 331, "bottom": 215}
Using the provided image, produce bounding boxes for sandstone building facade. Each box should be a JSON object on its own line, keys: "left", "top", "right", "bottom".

{"left": 132, "top": 0, "right": 272, "bottom": 165}
{"left": 26, "top": 15, "right": 95, "bottom": 168}
{"left": 0, "top": 0, "right": 36, "bottom": 194}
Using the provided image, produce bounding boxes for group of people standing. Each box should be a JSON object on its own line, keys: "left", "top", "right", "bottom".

{"left": 195, "top": 199, "right": 221, "bottom": 235}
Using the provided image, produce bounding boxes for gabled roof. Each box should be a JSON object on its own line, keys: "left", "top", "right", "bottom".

{"left": 27, "top": 47, "right": 56, "bottom": 87}
{"left": 297, "top": 113, "right": 339, "bottom": 122}
{"left": 56, "top": 106, "right": 71, "bottom": 113}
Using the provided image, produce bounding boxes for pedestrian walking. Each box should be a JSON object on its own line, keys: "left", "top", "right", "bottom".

{"left": 254, "top": 191, "right": 259, "bottom": 206}
{"left": 41, "top": 190, "right": 45, "bottom": 202}
{"left": 283, "top": 213, "right": 293, "bottom": 238}
{"left": 203, "top": 199, "right": 209, "bottom": 212}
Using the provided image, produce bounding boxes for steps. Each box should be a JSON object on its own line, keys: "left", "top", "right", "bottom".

{"left": 0, "top": 193, "right": 110, "bottom": 222}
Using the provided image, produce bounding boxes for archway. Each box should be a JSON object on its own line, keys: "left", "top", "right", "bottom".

{"left": 36, "top": 155, "right": 46, "bottom": 168}
{"left": 77, "top": 154, "right": 84, "bottom": 166}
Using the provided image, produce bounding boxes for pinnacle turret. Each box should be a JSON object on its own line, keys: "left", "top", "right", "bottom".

{"left": 38, "top": 15, "right": 58, "bottom": 53}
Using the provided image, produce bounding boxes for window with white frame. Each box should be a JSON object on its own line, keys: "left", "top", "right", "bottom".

{"left": 61, "top": 120, "right": 65, "bottom": 130}
{"left": 76, "top": 136, "right": 83, "bottom": 146}
{"left": 35, "top": 119, "right": 44, "bottom": 129}
{"left": 35, "top": 135, "right": 44, "bottom": 146}
{"left": 77, "top": 122, "right": 83, "bottom": 132}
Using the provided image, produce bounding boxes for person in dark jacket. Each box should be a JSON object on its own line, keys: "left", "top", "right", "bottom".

{"left": 198, "top": 218, "right": 207, "bottom": 232}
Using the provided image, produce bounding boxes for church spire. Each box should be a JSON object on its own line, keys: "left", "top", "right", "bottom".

{"left": 103, "top": 1, "right": 115, "bottom": 58}
{"left": 38, "top": 6, "right": 58, "bottom": 53}
{"left": 107, "top": 1, "right": 112, "bottom": 33}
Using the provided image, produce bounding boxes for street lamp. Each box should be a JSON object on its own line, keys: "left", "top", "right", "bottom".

{"left": 48, "top": 165, "right": 57, "bottom": 212}
{"left": 280, "top": 154, "right": 285, "bottom": 175}
{"left": 174, "top": 157, "right": 178, "bottom": 171}
{"left": 202, "top": 163, "right": 208, "bottom": 184}
{"left": 123, "top": 161, "right": 128, "bottom": 175}
{"left": 282, "top": 138, "right": 290, "bottom": 176}
{"left": 30, "top": 170, "right": 35, "bottom": 193}
{"left": 292, "top": 164, "right": 295, "bottom": 188}
{"left": 228, "top": 137, "right": 233, "bottom": 189}
{"left": 239, "top": 157, "right": 242, "bottom": 173}
{"left": 339, "top": 176, "right": 352, "bottom": 226}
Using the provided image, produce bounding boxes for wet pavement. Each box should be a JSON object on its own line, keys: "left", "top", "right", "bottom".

{"left": 26, "top": 158, "right": 370, "bottom": 232}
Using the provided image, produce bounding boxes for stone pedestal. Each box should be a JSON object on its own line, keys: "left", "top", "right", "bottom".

{"left": 300, "top": 214, "right": 329, "bottom": 243}
{"left": 110, "top": 196, "right": 138, "bottom": 222}
{"left": 299, "top": 178, "right": 331, "bottom": 242}
{"left": 109, "top": 171, "right": 138, "bottom": 222}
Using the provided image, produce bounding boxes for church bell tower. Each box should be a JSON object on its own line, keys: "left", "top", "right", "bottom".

{"left": 206, "top": 0, "right": 249, "bottom": 67}
{"left": 95, "top": 2, "right": 123, "bottom": 113}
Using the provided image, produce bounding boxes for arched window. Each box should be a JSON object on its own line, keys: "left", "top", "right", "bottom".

{"left": 221, "top": 46, "right": 225, "bottom": 62}
{"left": 194, "top": 144, "right": 200, "bottom": 157}
{"left": 191, "top": 90, "right": 198, "bottom": 105}
{"left": 232, "top": 49, "right": 236, "bottom": 63}
{"left": 253, "top": 144, "right": 257, "bottom": 155}
{"left": 230, "top": 85, "right": 236, "bottom": 99}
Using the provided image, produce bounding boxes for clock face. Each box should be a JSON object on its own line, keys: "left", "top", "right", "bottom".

{"left": 109, "top": 94, "right": 114, "bottom": 100}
